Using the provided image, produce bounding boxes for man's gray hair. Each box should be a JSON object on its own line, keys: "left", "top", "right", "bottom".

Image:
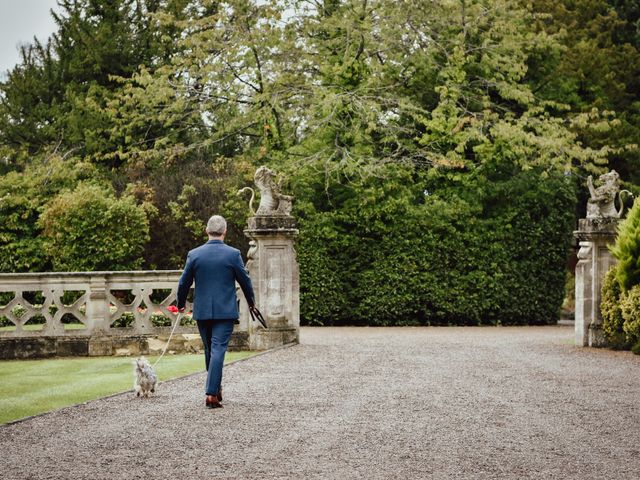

{"left": 206, "top": 215, "right": 227, "bottom": 236}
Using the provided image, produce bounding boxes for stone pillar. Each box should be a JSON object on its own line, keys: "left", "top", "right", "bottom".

{"left": 244, "top": 215, "right": 299, "bottom": 350}
{"left": 86, "top": 276, "right": 109, "bottom": 334}
{"left": 574, "top": 218, "right": 618, "bottom": 347}
{"left": 86, "top": 275, "right": 112, "bottom": 356}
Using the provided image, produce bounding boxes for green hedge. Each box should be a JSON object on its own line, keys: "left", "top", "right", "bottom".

{"left": 602, "top": 268, "right": 640, "bottom": 353}
{"left": 611, "top": 198, "right": 640, "bottom": 291}
{"left": 296, "top": 166, "right": 576, "bottom": 326}
{"left": 39, "top": 183, "right": 149, "bottom": 271}
{"left": 603, "top": 199, "right": 640, "bottom": 353}
{"left": 601, "top": 267, "right": 629, "bottom": 349}
{"left": 0, "top": 157, "right": 98, "bottom": 272}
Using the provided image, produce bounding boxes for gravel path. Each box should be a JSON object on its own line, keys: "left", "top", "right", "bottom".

{"left": 2, "top": 326, "right": 640, "bottom": 479}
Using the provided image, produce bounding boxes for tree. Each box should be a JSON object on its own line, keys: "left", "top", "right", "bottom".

{"left": 0, "top": 40, "right": 64, "bottom": 167}
{"left": 0, "top": 0, "right": 189, "bottom": 169}
{"left": 105, "top": 0, "right": 298, "bottom": 169}
{"left": 1, "top": 0, "right": 637, "bottom": 326}
{"left": 527, "top": 0, "right": 640, "bottom": 186}
{"left": 607, "top": 0, "right": 640, "bottom": 48}
{"left": 110, "top": 1, "right": 618, "bottom": 183}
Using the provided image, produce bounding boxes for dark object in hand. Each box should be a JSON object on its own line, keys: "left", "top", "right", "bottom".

{"left": 249, "top": 305, "right": 268, "bottom": 328}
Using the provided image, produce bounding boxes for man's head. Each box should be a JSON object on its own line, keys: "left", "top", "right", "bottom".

{"left": 206, "top": 215, "right": 227, "bottom": 239}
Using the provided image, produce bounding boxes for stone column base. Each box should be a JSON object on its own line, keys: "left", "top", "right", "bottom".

{"left": 250, "top": 327, "right": 298, "bottom": 351}
{"left": 88, "top": 336, "right": 114, "bottom": 356}
{"left": 589, "top": 324, "right": 608, "bottom": 348}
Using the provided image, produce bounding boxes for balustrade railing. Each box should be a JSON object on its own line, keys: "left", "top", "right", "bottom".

{"left": 0, "top": 271, "right": 208, "bottom": 338}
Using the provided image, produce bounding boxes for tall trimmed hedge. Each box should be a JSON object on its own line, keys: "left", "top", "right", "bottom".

{"left": 296, "top": 166, "right": 576, "bottom": 326}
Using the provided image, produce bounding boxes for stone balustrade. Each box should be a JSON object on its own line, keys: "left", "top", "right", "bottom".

{"left": 0, "top": 271, "right": 250, "bottom": 358}
{"left": 0, "top": 271, "right": 189, "bottom": 336}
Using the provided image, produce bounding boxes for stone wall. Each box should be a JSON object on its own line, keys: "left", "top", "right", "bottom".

{"left": 0, "top": 332, "right": 249, "bottom": 360}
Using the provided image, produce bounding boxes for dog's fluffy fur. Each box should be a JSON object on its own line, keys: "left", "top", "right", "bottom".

{"left": 133, "top": 357, "right": 157, "bottom": 398}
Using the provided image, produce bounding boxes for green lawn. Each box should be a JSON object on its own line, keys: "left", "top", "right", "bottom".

{"left": 0, "top": 351, "right": 254, "bottom": 425}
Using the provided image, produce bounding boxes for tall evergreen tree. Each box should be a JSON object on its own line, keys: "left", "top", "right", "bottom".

{"left": 0, "top": 0, "right": 188, "bottom": 169}
{"left": 0, "top": 39, "right": 63, "bottom": 167}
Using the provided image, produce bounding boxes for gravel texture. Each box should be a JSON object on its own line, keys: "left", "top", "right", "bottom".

{"left": 2, "top": 326, "right": 640, "bottom": 479}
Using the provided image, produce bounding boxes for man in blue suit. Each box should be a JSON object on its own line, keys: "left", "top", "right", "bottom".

{"left": 177, "top": 215, "right": 255, "bottom": 409}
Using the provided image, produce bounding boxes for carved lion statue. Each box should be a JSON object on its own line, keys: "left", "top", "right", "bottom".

{"left": 237, "top": 166, "right": 293, "bottom": 216}
{"left": 586, "top": 170, "right": 622, "bottom": 219}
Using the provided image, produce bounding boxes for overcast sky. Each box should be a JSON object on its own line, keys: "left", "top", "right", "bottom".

{"left": 0, "top": 0, "right": 60, "bottom": 76}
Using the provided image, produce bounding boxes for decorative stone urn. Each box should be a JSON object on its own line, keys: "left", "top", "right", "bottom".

{"left": 238, "top": 166, "right": 300, "bottom": 350}
{"left": 574, "top": 170, "right": 625, "bottom": 347}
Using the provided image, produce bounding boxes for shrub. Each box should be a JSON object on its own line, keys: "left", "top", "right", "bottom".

{"left": 150, "top": 312, "right": 195, "bottom": 327}
{"left": 620, "top": 285, "right": 640, "bottom": 347}
{"left": 39, "top": 183, "right": 150, "bottom": 271}
{"left": 605, "top": 199, "right": 640, "bottom": 354}
{"left": 601, "top": 266, "right": 629, "bottom": 349}
{"left": 0, "top": 156, "right": 99, "bottom": 272}
{"left": 610, "top": 199, "right": 640, "bottom": 292}
{"left": 120, "top": 157, "right": 252, "bottom": 270}
{"left": 561, "top": 271, "right": 575, "bottom": 318}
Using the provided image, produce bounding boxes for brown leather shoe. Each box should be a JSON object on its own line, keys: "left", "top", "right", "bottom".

{"left": 205, "top": 394, "right": 222, "bottom": 409}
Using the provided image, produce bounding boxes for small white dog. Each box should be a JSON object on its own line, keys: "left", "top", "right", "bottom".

{"left": 133, "top": 357, "right": 157, "bottom": 398}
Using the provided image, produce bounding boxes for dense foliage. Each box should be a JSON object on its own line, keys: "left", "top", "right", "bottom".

{"left": 602, "top": 274, "right": 640, "bottom": 353}
{"left": 601, "top": 267, "right": 628, "bottom": 349}
{"left": 610, "top": 199, "right": 640, "bottom": 291}
{"left": 603, "top": 200, "right": 640, "bottom": 352}
{"left": 1, "top": 0, "right": 639, "bottom": 325}
{"left": 0, "top": 156, "right": 100, "bottom": 271}
{"left": 620, "top": 286, "right": 640, "bottom": 354}
{"left": 298, "top": 164, "right": 575, "bottom": 325}
{"left": 39, "top": 183, "right": 149, "bottom": 271}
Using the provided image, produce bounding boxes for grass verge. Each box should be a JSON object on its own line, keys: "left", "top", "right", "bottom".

{"left": 0, "top": 351, "right": 254, "bottom": 425}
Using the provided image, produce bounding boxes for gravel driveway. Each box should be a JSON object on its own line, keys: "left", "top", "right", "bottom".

{"left": 1, "top": 326, "right": 640, "bottom": 479}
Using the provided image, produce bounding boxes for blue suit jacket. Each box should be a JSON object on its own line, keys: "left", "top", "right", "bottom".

{"left": 177, "top": 240, "right": 255, "bottom": 321}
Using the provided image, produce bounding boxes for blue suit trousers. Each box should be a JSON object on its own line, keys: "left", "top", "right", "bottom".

{"left": 197, "top": 320, "right": 234, "bottom": 396}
